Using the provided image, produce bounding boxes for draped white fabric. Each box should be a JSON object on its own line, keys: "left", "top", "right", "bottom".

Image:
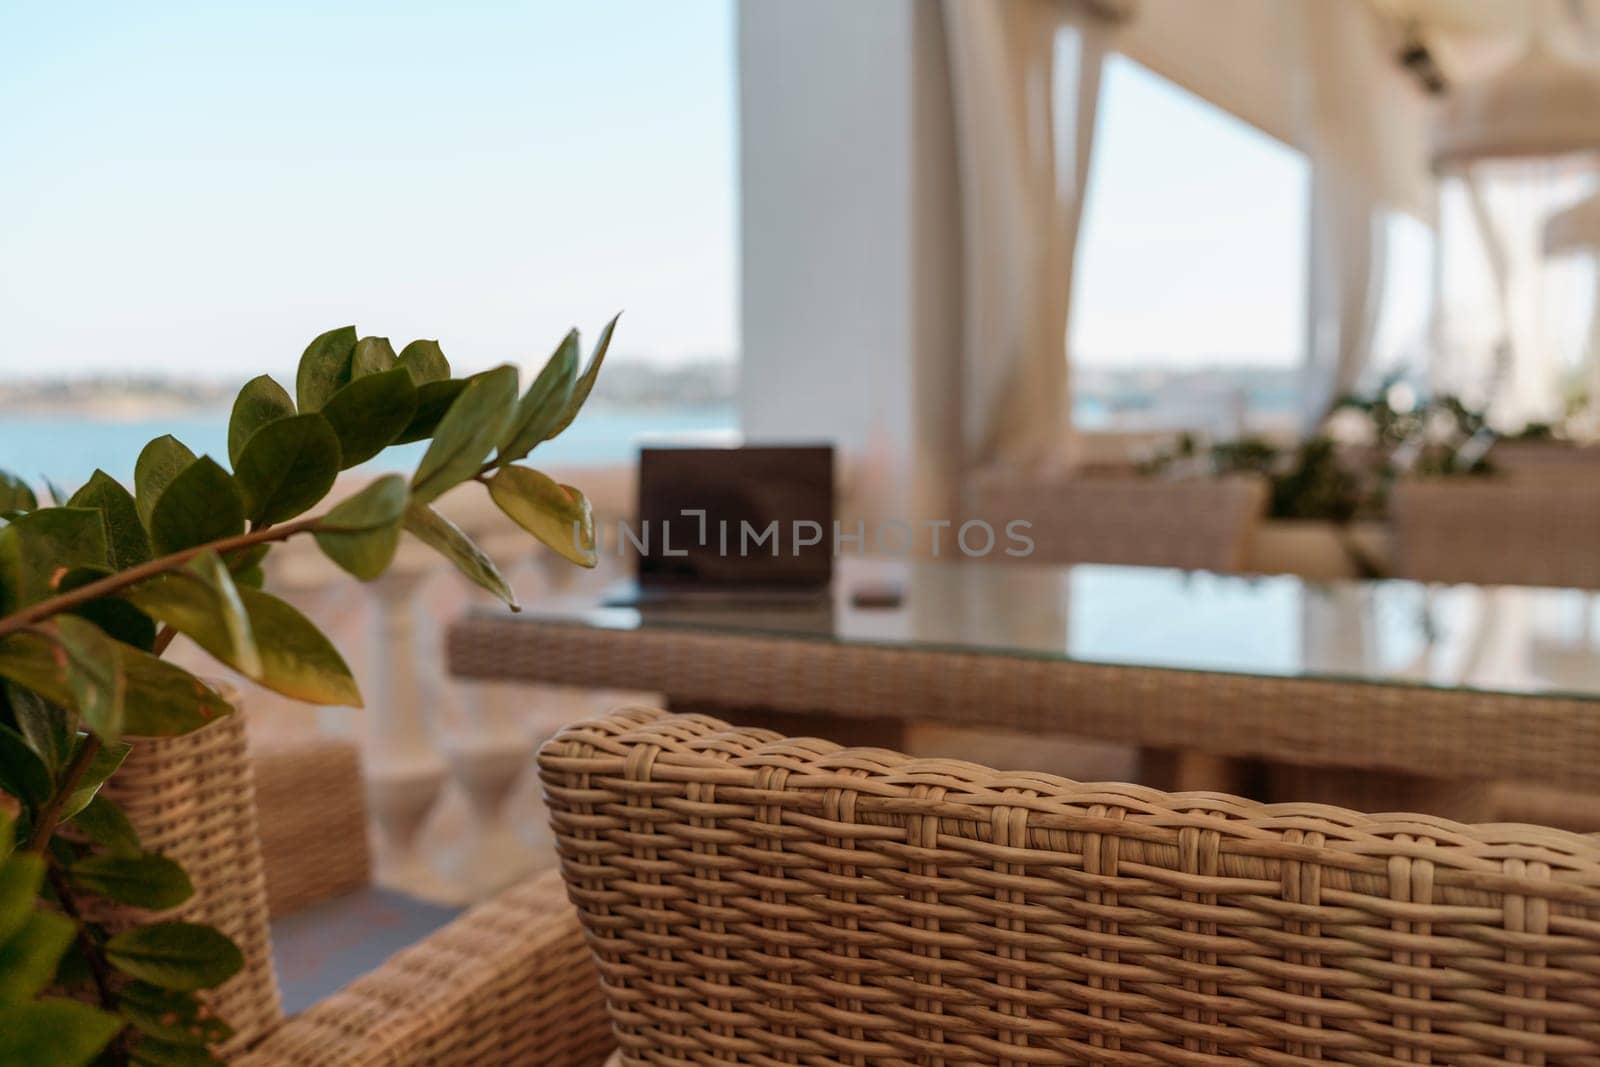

{"left": 942, "top": 0, "right": 1122, "bottom": 473}
{"left": 1544, "top": 193, "right": 1600, "bottom": 433}
{"left": 1296, "top": 1, "right": 1398, "bottom": 433}
{"left": 1436, "top": 164, "right": 1597, "bottom": 429}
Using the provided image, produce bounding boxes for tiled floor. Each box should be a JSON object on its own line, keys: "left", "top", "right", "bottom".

{"left": 271, "top": 888, "right": 462, "bottom": 1015}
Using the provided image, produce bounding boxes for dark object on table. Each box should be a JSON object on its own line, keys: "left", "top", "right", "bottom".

{"left": 608, "top": 443, "right": 835, "bottom": 607}
{"left": 850, "top": 580, "right": 904, "bottom": 609}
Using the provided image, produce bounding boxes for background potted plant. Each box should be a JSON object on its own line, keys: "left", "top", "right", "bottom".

{"left": 1135, "top": 380, "right": 1502, "bottom": 579}
{"left": 0, "top": 317, "right": 613, "bottom": 1065}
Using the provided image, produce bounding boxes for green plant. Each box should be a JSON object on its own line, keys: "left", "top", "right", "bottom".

{"left": 0, "top": 318, "right": 614, "bottom": 1065}
{"left": 1265, "top": 437, "right": 1365, "bottom": 521}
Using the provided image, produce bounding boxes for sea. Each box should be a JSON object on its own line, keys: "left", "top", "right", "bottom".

{"left": 0, "top": 406, "right": 738, "bottom": 489}
{"left": 0, "top": 393, "right": 1288, "bottom": 491}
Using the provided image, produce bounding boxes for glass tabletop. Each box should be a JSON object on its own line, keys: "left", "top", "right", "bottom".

{"left": 514, "top": 557, "right": 1600, "bottom": 702}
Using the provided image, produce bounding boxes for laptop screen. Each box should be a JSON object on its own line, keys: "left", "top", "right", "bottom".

{"left": 636, "top": 445, "right": 834, "bottom": 587}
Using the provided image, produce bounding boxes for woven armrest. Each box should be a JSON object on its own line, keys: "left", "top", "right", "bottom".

{"left": 237, "top": 869, "right": 613, "bottom": 1066}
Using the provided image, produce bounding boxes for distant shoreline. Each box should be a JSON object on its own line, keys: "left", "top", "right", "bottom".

{"left": 0, "top": 358, "right": 741, "bottom": 419}
{"left": 0, "top": 398, "right": 230, "bottom": 421}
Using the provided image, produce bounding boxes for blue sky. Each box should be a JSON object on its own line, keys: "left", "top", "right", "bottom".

{"left": 1, "top": 6, "right": 1312, "bottom": 380}
{"left": 0, "top": 0, "right": 738, "bottom": 379}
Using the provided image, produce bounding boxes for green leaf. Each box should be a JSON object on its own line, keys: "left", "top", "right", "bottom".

{"left": 121, "top": 651, "right": 233, "bottom": 737}
{"left": 54, "top": 617, "right": 127, "bottom": 743}
{"left": 0, "top": 507, "right": 110, "bottom": 608}
{"left": 68, "top": 471, "right": 152, "bottom": 569}
{"left": 498, "top": 330, "right": 579, "bottom": 463}
{"left": 0, "top": 854, "right": 45, "bottom": 947}
{"left": 70, "top": 853, "right": 194, "bottom": 911}
{"left": 49, "top": 940, "right": 91, "bottom": 991}
{"left": 351, "top": 336, "right": 397, "bottom": 378}
{"left": 226, "top": 376, "right": 297, "bottom": 468}
{"left": 236, "top": 587, "right": 361, "bottom": 706}
{"left": 225, "top": 542, "right": 270, "bottom": 577}
{"left": 403, "top": 501, "right": 517, "bottom": 608}
{"left": 148, "top": 458, "right": 245, "bottom": 556}
{"left": 543, "top": 312, "right": 618, "bottom": 441}
{"left": 130, "top": 1037, "right": 227, "bottom": 1066}
{"left": 120, "top": 983, "right": 233, "bottom": 1048}
{"left": 319, "top": 367, "right": 418, "bottom": 469}
{"left": 6, "top": 684, "right": 72, "bottom": 777}
{"left": 61, "top": 567, "right": 157, "bottom": 652}
{"left": 396, "top": 339, "right": 450, "bottom": 385}
{"left": 7, "top": 626, "right": 239, "bottom": 738}
{"left": 410, "top": 365, "right": 518, "bottom": 503}
{"left": 105, "top": 922, "right": 243, "bottom": 992}
{"left": 0, "top": 999, "right": 123, "bottom": 1065}
{"left": 313, "top": 475, "right": 408, "bottom": 580}
{"left": 0, "top": 910, "right": 75, "bottom": 1004}
{"left": 61, "top": 738, "right": 131, "bottom": 821}
{"left": 295, "top": 325, "right": 358, "bottom": 412}
{"left": 394, "top": 378, "right": 468, "bottom": 444}
{"left": 124, "top": 553, "right": 262, "bottom": 684}
{"left": 231, "top": 413, "right": 341, "bottom": 524}
{"left": 0, "top": 634, "right": 72, "bottom": 711}
{"left": 0, "top": 471, "right": 38, "bottom": 516}
{"left": 0, "top": 726, "right": 51, "bottom": 809}
{"left": 486, "top": 466, "right": 597, "bottom": 567}
{"left": 71, "top": 795, "right": 141, "bottom": 856}
{"left": 134, "top": 436, "right": 197, "bottom": 530}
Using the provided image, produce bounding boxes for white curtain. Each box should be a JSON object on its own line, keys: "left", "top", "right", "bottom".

{"left": 942, "top": 0, "right": 1126, "bottom": 474}
{"left": 1296, "top": 2, "right": 1395, "bottom": 433}
{"left": 1434, "top": 165, "right": 1596, "bottom": 429}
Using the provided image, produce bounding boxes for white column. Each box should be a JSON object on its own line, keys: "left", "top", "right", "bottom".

{"left": 737, "top": 0, "right": 962, "bottom": 525}
{"left": 364, "top": 564, "right": 452, "bottom": 900}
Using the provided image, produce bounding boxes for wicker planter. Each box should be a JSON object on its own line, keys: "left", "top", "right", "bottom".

{"left": 92, "top": 701, "right": 282, "bottom": 1057}
{"left": 1245, "top": 518, "right": 1390, "bottom": 580}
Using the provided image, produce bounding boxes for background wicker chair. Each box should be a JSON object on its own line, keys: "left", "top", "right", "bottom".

{"left": 1390, "top": 479, "right": 1600, "bottom": 588}
{"left": 250, "top": 732, "right": 372, "bottom": 919}
{"left": 541, "top": 707, "right": 1600, "bottom": 1066}
{"left": 82, "top": 716, "right": 612, "bottom": 1066}
{"left": 1487, "top": 441, "right": 1600, "bottom": 482}
{"left": 965, "top": 472, "right": 1268, "bottom": 571}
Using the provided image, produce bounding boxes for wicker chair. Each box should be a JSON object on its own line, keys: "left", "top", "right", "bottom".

{"left": 236, "top": 869, "right": 611, "bottom": 1066}
{"left": 74, "top": 716, "right": 611, "bottom": 1066}
{"left": 250, "top": 732, "right": 372, "bottom": 918}
{"left": 540, "top": 707, "right": 1600, "bottom": 1066}
{"left": 1390, "top": 479, "right": 1600, "bottom": 588}
{"left": 1487, "top": 441, "right": 1600, "bottom": 482}
{"left": 965, "top": 472, "right": 1268, "bottom": 571}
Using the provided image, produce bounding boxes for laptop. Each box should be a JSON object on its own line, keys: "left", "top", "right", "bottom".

{"left": 605, "top": 444, "right": 835, "bottom": 610}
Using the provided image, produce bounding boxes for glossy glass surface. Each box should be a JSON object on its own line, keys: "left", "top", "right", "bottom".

{"left": 522, "top": 557, "right": 1600, "bottom": 701}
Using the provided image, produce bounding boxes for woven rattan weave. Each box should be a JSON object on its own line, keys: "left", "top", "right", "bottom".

{"left": 965, "top": 474, "right": 1268, "bottom": 572}
{"left": 236, "top": 868, "right": 612, "bottom": 1066}
{"left": 451, "top": 617, "right": 1600, "bottom": 793}
{"left": 250, "top": 731, "right": 371, "bottom": 917}
{"left": 96, "top": 710, "right": 283, "bottom": 1057}
{"left": 540, "top": 707, "right": 1600, "bottom": 1066}
{"left": 1391, "top": 480, "right": 1600, "bottom": 589}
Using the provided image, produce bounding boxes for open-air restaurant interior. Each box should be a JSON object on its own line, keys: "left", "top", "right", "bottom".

{"left": 9, "top": 0, "right": 1600, "bottom": 1063}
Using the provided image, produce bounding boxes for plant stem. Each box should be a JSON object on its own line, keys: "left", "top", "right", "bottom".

{"left": 0, "top": 516, "right": 320, "bottom": 642}
{"left": 23, "top": 733, "right": 102, "bottom": 853}
{"left": 151, "top": 626, "right": 177, "bottom": 656}
{"left": 47, "top": 865, "right": 118, "bottom": 1015}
